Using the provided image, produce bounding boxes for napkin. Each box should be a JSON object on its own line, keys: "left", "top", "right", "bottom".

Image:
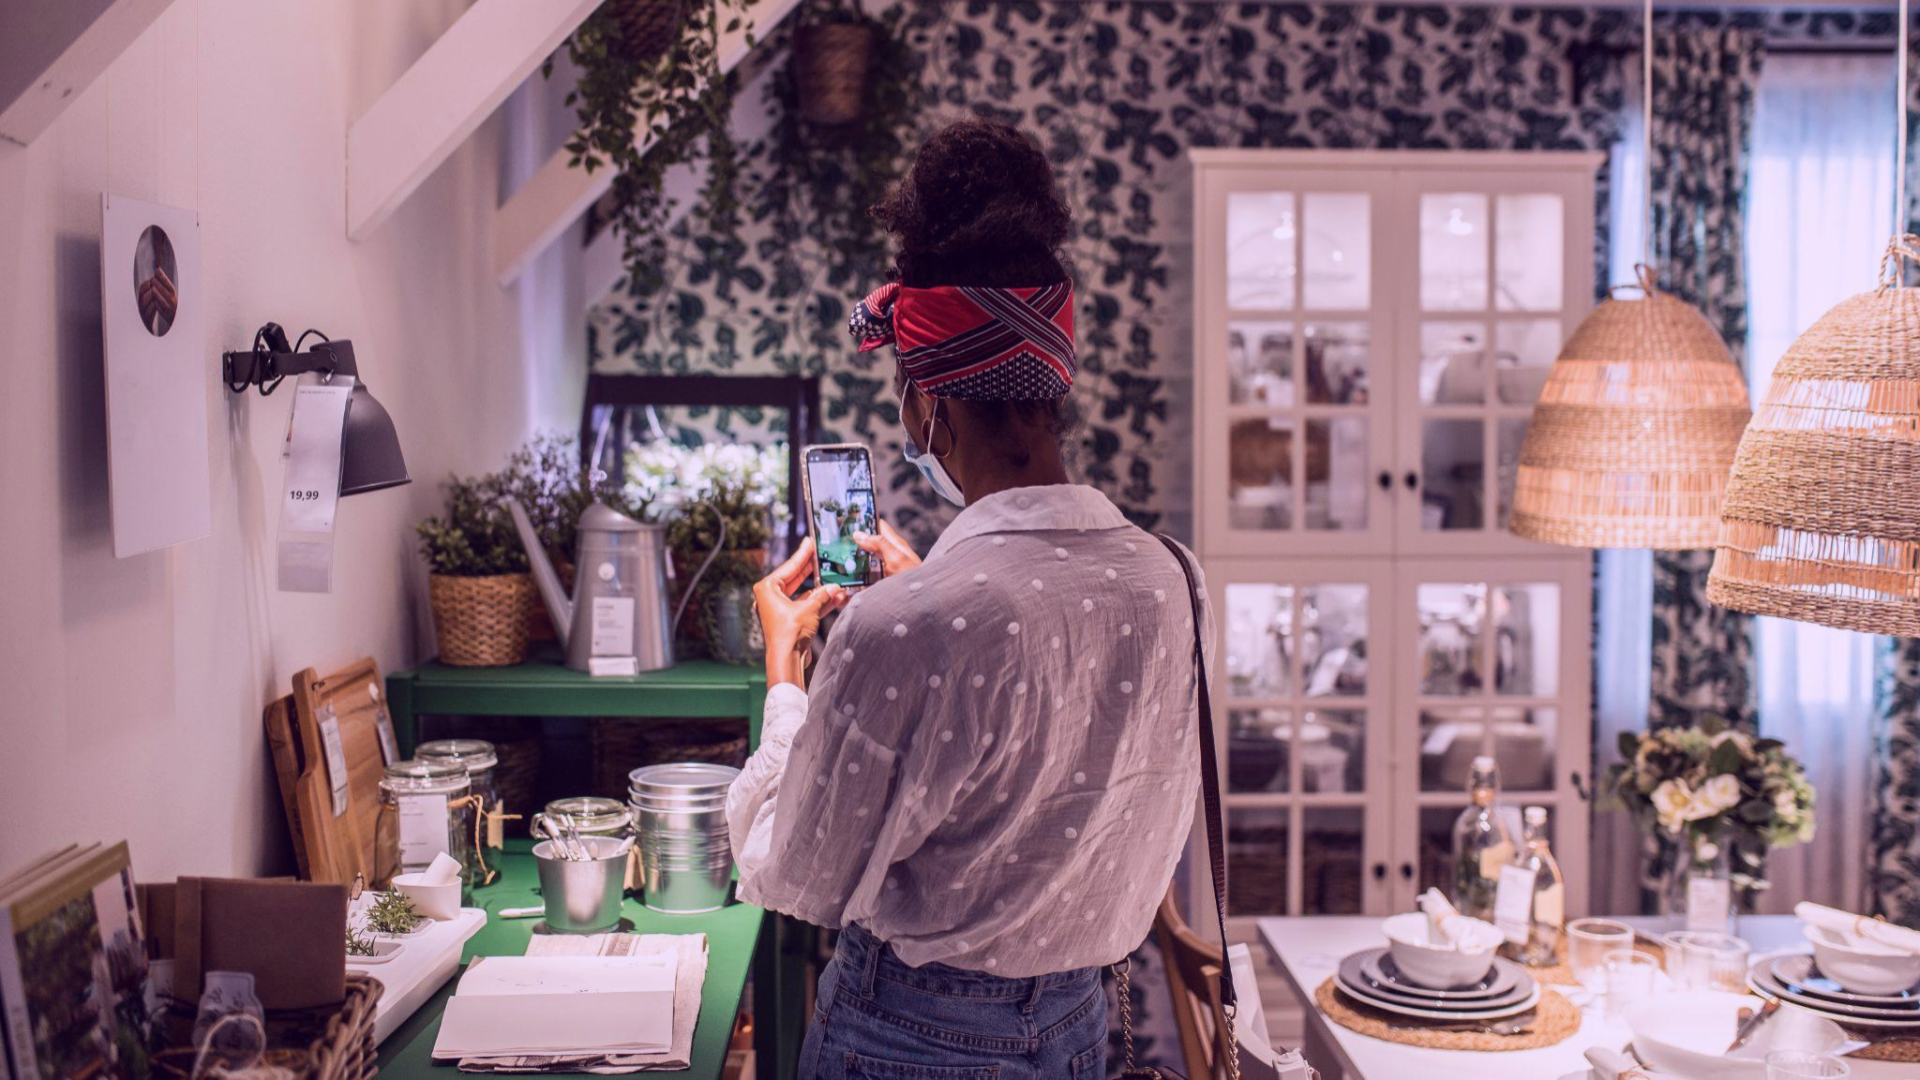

{"left": 424, "top": 851, "right": 463, "bottom": 887}
{"left": 1417, "top": 888, "right": 1494, "bottom": 953}
{"left": 1795, "top": 901, "right": 1920, "bottom": 956}
{"left": 1584, "top": 1047, "right": 1669, "bottom": 1078}
{"left": 1724, "top": 1008, "right": 1867, "bottom": 1062}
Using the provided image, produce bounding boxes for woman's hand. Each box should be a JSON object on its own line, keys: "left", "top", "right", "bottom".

{"left": 853, "top": 520, "right": 923, "bottom": 578}
{"left": 753, "top": 538, "right": 849, "bottom": 689}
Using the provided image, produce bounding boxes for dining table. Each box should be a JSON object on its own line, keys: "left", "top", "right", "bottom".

{"left": 1257, "top": 914, "right": 1918, "bottom": 1080}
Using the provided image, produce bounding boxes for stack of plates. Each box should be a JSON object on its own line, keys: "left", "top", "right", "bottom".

{"left": 1333, "top": 948, "right": 1540, "bottom": 1021}
{"left": 1749, "top": 955, "right": 1920, "bottom": 1029}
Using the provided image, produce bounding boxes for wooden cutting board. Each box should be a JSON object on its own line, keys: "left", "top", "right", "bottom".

{"left": 263, "top": 657, "right": 400, "bottom": 885}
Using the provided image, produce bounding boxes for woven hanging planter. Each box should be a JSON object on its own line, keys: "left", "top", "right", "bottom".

{"left": 609, "top": 0, "right": 688, "bottom": 63}
{"left": 794, "top": 18, "right": 878, "bottom": 130}
{"left": 1707, "top": 238, "right": 1920, "bottom": 635}
{"left": 1509, "top": 267, "right": 1753, "bottom": 549}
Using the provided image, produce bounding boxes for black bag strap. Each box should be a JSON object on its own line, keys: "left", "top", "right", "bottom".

{"left": 1152, "top": 533, "right": 1234, "bottom": 1016}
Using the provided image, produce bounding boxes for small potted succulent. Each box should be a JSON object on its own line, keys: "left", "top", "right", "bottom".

{"left": 416, "top": 472, "right": 533, "bottom": 667}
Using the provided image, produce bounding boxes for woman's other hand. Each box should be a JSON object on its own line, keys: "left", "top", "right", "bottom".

{"left": 853, "top": 520, "right": 923, "bottom": 578}
{"left": 754, "top": 537, "right": 849, "bottom": 688}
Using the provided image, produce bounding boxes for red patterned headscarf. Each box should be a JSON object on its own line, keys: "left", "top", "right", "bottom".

{"left": 849, "top": 281, "right": 1076, "bottom": 401}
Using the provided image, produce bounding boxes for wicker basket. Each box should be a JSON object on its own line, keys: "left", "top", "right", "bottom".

{"left": 794, "top": 19, "right": 878, "bottom": 129}
{"left": 429, "top": 573, "right": 534, "bottom": 667}
{"left": 154, "top": 972, "right": 382, "bottom": 1080}
{"left": 1709, "top": 239, "right": 1920, "bottom": 635}
{"left": 610, "top": 0, "right": 688, "bottom": 62}
{"left": 1510, "top": 268, "right": 1752, "bottom": 550}
{"left": 592, "top": 719, "right": 750, "bottom": 802}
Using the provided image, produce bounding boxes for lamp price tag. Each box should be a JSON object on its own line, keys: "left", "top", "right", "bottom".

{"left": 1493, "top": 864, "right": 1538, "bottom": 945}
{"left": 277, "top": 373, "right": 353, "bottom": 593}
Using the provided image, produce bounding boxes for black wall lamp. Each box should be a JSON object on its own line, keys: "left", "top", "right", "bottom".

{"left": 222, "top": 323, "right": 410, "bottom": 495}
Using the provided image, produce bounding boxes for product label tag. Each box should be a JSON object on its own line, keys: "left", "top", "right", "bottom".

{"left": 277, "top": 374, "right": 353, "bottom": 593}
{"left": 317, "top": 705, "right": 349, "bottom": 818}
{"left": 1686, "top": 876, "right": 1733, "bottom": 933}
{"left": 486, "top": 808, "right": 506, "bottom": 850}
{"left": 1493, "top": 864, "right": 1538, "bottom": 944}
{"left": 373, "top": 709, "right": 399, "bottom": 766}
{"left": 591, "top": 595, "right": 636, "bottom": 657}
{"left": 397, "top": 793, "right": 450, "bottom": 869}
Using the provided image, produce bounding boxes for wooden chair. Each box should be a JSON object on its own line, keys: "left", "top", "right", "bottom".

{"left": 1153, "top": 885, "right": 1236, "bottom": 1079}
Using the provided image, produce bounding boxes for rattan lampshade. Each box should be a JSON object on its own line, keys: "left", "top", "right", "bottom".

{"left": 1509, "top": 272, "right": 1753, "bottom": 549}
{"left": 1707, "top": 251, "right": 1920, "bottom": 635}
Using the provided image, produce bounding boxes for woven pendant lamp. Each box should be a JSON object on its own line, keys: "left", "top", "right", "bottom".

{"left": 1706, "top": 0, "right": 1920, "bottom": 636}
{"left": 1508, "top": 0, "right": 1752, "bottom": 549}
{"left": 1510, "top": 266, "right": 1753, "bottom": 548}
{"left": 1706, "top": 240, "right": 1920, "bottom": 634}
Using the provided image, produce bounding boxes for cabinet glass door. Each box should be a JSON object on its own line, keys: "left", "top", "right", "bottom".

{"left": 1200, "top": 172, "right": 1394, "bottom": 557}
{"left": 1391, "top": 558, "right": 1593, "bottom": 914}
{"left": 1212, "top": 559, "right": 1392, "bottom": 916}
{"left": 1396, "top": 173, "right": 1594, "bottom": 556}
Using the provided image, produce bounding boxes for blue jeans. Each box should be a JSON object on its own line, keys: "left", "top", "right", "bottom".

{"left": 797, "top": 923, "right": 1109, "bottom": 1079}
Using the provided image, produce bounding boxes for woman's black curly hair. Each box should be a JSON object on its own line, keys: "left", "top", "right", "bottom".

{"left": 872, "top": 120, "right": 1072, "bottom": 290}
{"left": 873, "top": 121, "right": 1079, "bottom": 456}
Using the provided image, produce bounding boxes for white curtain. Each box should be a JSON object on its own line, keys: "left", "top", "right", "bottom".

{"left": 1742, "top": 52, "right": 1894, "bottom": 915}
{"left": 1593, "top": 53, "right": 1889, "bottom": 915}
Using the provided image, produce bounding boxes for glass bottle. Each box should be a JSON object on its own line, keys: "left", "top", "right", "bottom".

{"left": 1449, "top": 755, "right": 1513, "bottom": 921}
{"left": 1502, "top": 805, "right": 1564, "bottom": 966}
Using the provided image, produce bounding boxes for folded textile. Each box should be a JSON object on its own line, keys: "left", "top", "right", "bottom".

{"left": 1796, "top": 902, "right": 1920, "bottom": 956}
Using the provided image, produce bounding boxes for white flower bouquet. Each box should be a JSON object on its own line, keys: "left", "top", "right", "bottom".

{"left": 1606, "top": 717, "right": 1816, "bottom": 893}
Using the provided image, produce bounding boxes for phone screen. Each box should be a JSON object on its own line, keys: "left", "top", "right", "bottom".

{"left": 805, "top": 445, "right": 878, "bottom": 589}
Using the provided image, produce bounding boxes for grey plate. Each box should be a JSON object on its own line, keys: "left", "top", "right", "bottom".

{"left": 1345, "top": 947, "right": 1525, "bottom": 1001}
{"left": 1748, "top": 962, "right": 1920, "bottom": 1027}
{"left": 1334, "top": 966, "right": 1535, "bottom": 1013}
{"left": 1331, "top": 980, "right": 1542, "bottom": 1022}
{"left": 1771, "top": 954, "right": 1920, "bottom": 1008}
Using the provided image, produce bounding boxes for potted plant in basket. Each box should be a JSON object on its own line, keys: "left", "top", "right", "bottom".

{"left": 416, "top": 473, "right": 533, "bottom": 667}
{"left": 1607, "top": 716, "right": 1816, "bottom": 914}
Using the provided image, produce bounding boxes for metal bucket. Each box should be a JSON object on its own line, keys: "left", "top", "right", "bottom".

{"left": 532, "top": 836, "right": 629, "bottom": 932}
{"left": 627, "top": 763, "right": 739, "bottom": 914}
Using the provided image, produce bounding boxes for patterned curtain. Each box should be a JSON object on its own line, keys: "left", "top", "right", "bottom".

{"left": 1645, "top": 26, "right": 1762, "bottom": 736}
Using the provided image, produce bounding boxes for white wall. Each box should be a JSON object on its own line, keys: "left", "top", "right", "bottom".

{"left": 0, "top": 0, "right": 587, "bottom": 879}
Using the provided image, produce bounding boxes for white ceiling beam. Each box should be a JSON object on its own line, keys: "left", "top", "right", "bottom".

{"left": 0, "top": 0, "right": 177, "bottom": 146}
{"left": 492, "top": 0, "right": 805, "bottom": 288}
{"left": 347, "top": 0, "right": 603, "bottom": 242}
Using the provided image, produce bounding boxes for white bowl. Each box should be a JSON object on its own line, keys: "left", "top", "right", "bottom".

{"left": 1809, "top": 924, "right": 1920, "bottom": 995}
{"left": 1627, "top": 991, "right": 1860, "bottom": 1080}
{"left": 391, "top": 872, "right": 461, "bottom": 921}
{"left": 1381, "top": 911, "right": 1502, "bottom": 989}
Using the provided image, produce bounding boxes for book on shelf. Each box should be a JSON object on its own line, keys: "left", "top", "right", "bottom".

{"left": 0, "top": 843, "right": 150, "bottom": 1080}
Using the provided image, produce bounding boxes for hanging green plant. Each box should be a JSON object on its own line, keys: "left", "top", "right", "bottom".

{"left": 772, "top": 0, "right": 919, "bottom": 291}
{"left": 546, "top": 0, "right": 758, "bottom": 298}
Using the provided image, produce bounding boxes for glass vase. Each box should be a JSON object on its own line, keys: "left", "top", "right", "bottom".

{"left": 1666, "top": 840, "right": 1737, "bottom": 936}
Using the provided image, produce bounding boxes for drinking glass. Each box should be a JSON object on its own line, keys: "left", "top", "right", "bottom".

{"left": 1660, "top": 930, "right": 1690, "bottom": 980}
{"left": 1604, "top": 949, "right": 1660, "bottom": 1021}
{"left": 1568, "top": 918, "right": 1635, "bottom": 993}
{"left": 1672, "top": 931, "right": 1751, "bottom": 993}
{"left": 1765, "top": 1050, "right": 1850, "bottom": 1079}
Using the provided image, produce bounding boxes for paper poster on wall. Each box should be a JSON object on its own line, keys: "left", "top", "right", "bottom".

{"left": 100, "top": 195, "right": 211, "bottom": 557}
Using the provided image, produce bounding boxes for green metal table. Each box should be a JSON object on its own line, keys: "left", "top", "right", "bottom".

{"left": 374, "top": 842, "right": 762, "bottom": 1080}
{"left": 382, "top": 655, "right": 808, "bottom": 1080}
{"left": 384, "top": 653, "right": 770, "bottom": 757}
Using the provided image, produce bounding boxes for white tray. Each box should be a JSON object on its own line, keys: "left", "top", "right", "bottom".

{"left": 351, "top": 906, "right": 486, "bottom": 1044}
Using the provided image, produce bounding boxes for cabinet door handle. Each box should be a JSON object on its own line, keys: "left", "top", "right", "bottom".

{"left": 1571, "top": 770, "right": 1591, "bottom": 802}
{"left": 1399, "top": 862, "right": 1415, "bottom": 881}
{"left": 1371, "top": 862, "right": 1388, "bottom": 881}
{"left": 1377, "top": 469, "right": 1393, "bottom": 491}
{"left": 1403, "top": 470, "right": 1419, "bottom": 491}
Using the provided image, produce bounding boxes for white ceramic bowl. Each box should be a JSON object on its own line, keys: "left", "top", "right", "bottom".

{"left": 1809, "top": 924, "right": 1920, "bottom": 995}
{"left": 391, "top": 872, "right": 461, "bottom": 921}
{"left": 1627, "top": 991, "right": 1862, "bottom": 1080}
{"left": 1381, "top": 912, "right": 1502, "bottom": 989}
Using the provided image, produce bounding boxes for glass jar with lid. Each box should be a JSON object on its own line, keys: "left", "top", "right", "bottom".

{"left": 417, "top": 739, "right": 502, "bottom": 850}
{"left": 543, "top": 797, "right": 632, "bottom": 838}
{"left": 374, "top": 758, "right": 474, "bottom": 897}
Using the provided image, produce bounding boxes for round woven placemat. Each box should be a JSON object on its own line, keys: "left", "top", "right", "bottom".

{"left": 1314, "top": 978, "right": 1581, "bottom": 1052}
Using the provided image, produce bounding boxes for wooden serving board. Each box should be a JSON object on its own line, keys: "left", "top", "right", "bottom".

{"left": 263, "top": 656, "right": 400, "bottom": 885}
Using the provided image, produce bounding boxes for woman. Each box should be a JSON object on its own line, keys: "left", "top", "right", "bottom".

{"left": 726, "top": 121, "right": 1213, "bottom": 1079}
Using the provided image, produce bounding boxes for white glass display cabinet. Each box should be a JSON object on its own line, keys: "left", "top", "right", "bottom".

{"left": 1191, "top": 150, "right": 1601, "bottom": 920}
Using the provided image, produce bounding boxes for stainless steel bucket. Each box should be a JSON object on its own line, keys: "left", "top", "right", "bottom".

{"left": 627, "top": 763, "right": 739, "bottom": 914}
{"left": 533, "top": 836, "right": 628, "bottom": 932}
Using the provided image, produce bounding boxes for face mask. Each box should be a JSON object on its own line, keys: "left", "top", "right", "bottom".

{"left": 902, "top": 395, "right": 966, "bottom": 507}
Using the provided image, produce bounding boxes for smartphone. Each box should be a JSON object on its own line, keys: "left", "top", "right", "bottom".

{"left": 802, "top": 443, "right": 880, "bottom": 590}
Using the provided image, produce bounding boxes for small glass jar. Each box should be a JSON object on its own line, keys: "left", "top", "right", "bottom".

{"left": 543, "top": 796, "right": 632, "bottom": 838}
{"left": 417, "top": 739, "right": 502, "bottom": 850}
{"left": 375, "top": 759, "right": 474, "bottom": 897}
